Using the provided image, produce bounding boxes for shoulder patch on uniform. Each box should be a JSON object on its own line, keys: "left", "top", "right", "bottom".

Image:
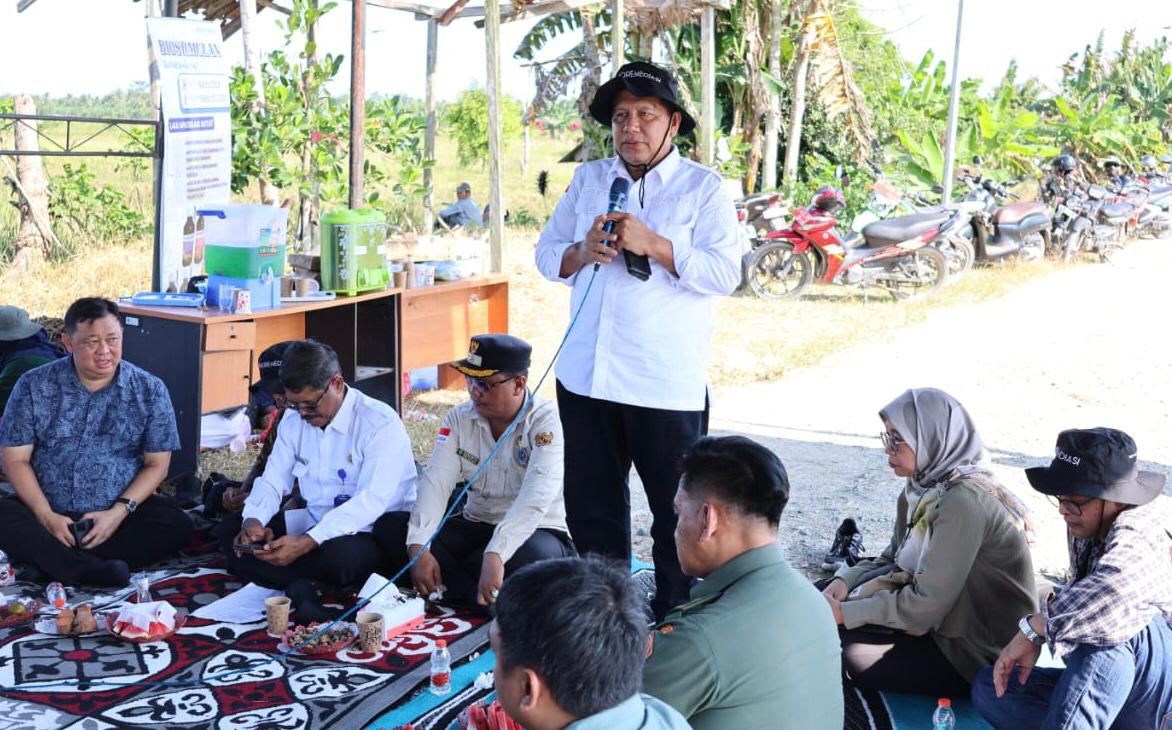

{"left": 658, "top": 624, "right": 674, "bottom": 635}
{"left": 435, "top": 427, "right": 450, "bottom": 443}
{"left": 534, "top": 431, "right": 554, "bottom": 447}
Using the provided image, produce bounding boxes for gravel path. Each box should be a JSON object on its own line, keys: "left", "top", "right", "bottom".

{"left": 630, "top": 237, "right": 1172, "bottom": 578}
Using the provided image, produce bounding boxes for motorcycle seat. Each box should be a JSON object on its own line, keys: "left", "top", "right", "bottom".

{"left": 995, "top": 202, "right": 1048, "bottom": 225}
{"left": 1147, "top": 185, "right": 1172, "bottom": 201}
{"left": 861, "top": 212, "right": 950, "bottom": 247}
{"left": 1100, "top": 202, "right": 1132, "bottom": 219}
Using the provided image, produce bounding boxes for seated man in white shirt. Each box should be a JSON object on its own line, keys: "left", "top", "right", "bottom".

{"left": 223, "top": 339, "right": 417, "bottom": 621}
{"left": 374, "top": 334, "right": 575, "bottom": 610}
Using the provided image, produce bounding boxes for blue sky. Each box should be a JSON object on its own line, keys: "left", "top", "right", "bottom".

{"left": 1, "top": 0, "right": 1169, "bottom": 104}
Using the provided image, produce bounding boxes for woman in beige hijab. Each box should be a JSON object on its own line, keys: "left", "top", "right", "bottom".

{"left": 821, "top": 387, "right": 1036, "bottom": 696}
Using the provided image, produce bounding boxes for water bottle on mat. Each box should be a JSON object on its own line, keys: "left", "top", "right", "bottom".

{"left": 429, "top": 639, "right": 452, "bottom": 695}
{"left": 0, "top": 550, "right": 14, "bottom": 587}
{"left": 46, "top": 582, "right": 67, "bottom": 609}
{"left": 933, "top": 698, "right": 956, "bottom": 729}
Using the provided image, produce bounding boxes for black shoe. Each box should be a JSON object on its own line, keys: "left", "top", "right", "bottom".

{"left": 821, "top": 518, "right": 864, "bottom": 571}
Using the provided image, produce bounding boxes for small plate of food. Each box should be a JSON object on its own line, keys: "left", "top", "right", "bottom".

{"left": 35, "top": 604, "right": 102, "bottom": 635}
{"left": 0, "top": 598, "right": 42, "bottom": 628}
{"left": 105, "top": 608, "right": 187, "bottom": 643}
{"left": 281, "top": 622, "right": 359, "bottom": 656}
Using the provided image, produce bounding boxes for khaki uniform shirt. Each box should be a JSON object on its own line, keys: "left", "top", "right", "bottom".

{"left": 407, "top": 395, "right": 567, "bottom": 562}
{"left": 643, "top": 544, "right": 844, "bottom": 730}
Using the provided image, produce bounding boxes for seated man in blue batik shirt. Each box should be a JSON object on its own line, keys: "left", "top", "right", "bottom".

{"left": 0, "top": 297, "right": 191, "bottom": 587}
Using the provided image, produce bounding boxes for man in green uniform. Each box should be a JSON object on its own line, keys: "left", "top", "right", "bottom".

{"left": 643, "top": 435, "right": 843, "bottom": 730}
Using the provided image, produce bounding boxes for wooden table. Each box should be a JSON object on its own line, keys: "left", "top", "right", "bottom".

{"left": 120, "top": 275, "right": 509, "bottom": 478}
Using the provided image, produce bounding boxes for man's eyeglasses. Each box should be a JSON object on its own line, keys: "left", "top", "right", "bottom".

{"left": 1047, "top": 495, "right": 1093, "bottom": 516}
{"left": 285, "top": 375, "right": 338, "bottom": 413}
{"left": 467, "top": 375, "right": 516, "bottom": 395}
{"left": 880, "top": 431, "right": 907, "bottom": 454}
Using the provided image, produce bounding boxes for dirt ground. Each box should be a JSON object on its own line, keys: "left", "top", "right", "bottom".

{"left": 678, "top": 237, "right": 1172, "bottom": 579}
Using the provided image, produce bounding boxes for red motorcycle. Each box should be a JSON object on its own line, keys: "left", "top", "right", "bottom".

{"left": 745, "top": 187, "right": 952, "bottom": 301}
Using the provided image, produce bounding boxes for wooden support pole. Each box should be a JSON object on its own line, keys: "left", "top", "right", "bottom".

{"left": 239, "top": 0, "right": 278, "bottom": 204}
{"left": 700, "top": 7, "right": 715, "bottom": 165}
{"left": 349, "top": 0, "right": 367, "bottom": 210}
{"left": 762, "top": 0, "right": 782, "bottom": 189}
{"left": 611, "top": 0, "right": 624, "bottom": 73}
{"left": 423, "top": 18, "right": 438, "bottom": 231}
{"left": 484, "top": 0, "right": 505, "bottom": 272}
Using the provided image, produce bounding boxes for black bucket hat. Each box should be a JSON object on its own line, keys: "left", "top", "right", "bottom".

{"left": 589, "top": 61, "right": 696, "bottom": 136}
{"left": 1025, "top": 427, "right": 1166, "bottom": 506}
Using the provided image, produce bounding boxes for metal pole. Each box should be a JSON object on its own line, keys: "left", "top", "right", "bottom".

{"left": 700, "top": 7, "right": 715, "bottom": 166}
{"left": 940, "top": 0, "right": 964, "bottom": 203}
{"left": 611, "top": 0, "right": 624, "bottom": 73}
{"left": 349, "top": 0, "right": 366, "bottom": 209}
{"left": 423, "top": 18, "right": 438, "bottom": 231}
{"left": 485, "top": 0, "right": 505, "bottom": 272}
{"left": 163, "top": 0, "right": 178, "bottom": 16}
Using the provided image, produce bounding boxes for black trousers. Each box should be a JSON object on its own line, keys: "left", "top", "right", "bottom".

{"left": 219, "top": 511, "right": 388, "bottom": 590}
{"left": 556, "top": 381, "right": 707, "bottom": 621}
{"left": 373, "top": 511, "right": 576, "bottom": 607}
{"left": 0, "top": 494, "right": 193, "bottom": 583}
{"left": 839, "top": 626, "right": 971, "bottom": 696}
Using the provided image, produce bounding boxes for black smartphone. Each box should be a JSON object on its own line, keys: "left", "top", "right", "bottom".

{"left": 232, "top": 543, "right": 268, "bottom": 553}
{"left": 69, "top": 518, "right": 94, "bottom": 545}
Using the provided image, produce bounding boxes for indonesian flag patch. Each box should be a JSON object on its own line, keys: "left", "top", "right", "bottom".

{"left": 436, "top": 427, "right": 451, "bottom": 443}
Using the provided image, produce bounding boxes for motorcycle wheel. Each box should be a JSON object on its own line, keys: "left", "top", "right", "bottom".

{"left": 745, "top": 241, "right": 813, "bottom": 300}
{"left": 1019, "top": 233, "right": 1046, "bottom": 262}
{"left": 1062, "top": 230, "right": 1082, "bottom": 263}
{"left": 935, "top": 236, "right": 974, "bottom": 279}
{"left": 884, "top": 247, "right": 948, "bottom": 302}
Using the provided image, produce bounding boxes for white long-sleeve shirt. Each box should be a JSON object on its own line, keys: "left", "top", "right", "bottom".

{"left": 534, "top": 147, "right": 740, "bottom": 411}
{"left": 242, "top": 386, "right": 417, "bottom": 545}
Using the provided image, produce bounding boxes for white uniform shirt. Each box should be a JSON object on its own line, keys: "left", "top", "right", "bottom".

{"left": 534, "top": 147, "right": 740, "bottom": 411}
{"left": 407, "top": 395, "right": 567, "bottom": 563}
{"left": 243, "top": 386, "right": 417, "bottom": 545}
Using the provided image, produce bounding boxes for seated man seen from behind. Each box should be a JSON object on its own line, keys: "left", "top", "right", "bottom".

{"left": 642, "top": 435, "right": 844, "bottom": 730}
{"left": 205, "top": 341, "right": 295, "bottom": 520}
{"left": 492, "top": 556, "right": 692, "bottom": 730}
{"left": 225, "top": 339, "right": 417, "bottom": 621}
{"left": 375, "top": 334, "right": 575, "bottom": 609}
{"left": 972, "top": 427, "right": 1172, "bottom": 729}
{"left": 0, "top": 297, "right": 192, "bottom": 586}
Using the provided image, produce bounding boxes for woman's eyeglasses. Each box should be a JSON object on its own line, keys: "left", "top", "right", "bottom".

{"left": 880, "top": 431, "right": 907, "bottom": 454}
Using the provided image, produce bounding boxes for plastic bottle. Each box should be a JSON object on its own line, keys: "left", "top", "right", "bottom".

{"left": 46, "top": 582, "right": 67, "bottom": 609}
{"left": 429, "top": 639, "right": 452, "bottom": 695}
{"left": 0, "top": 549, "right": 13, "bottom": 587}
{"left": 933, "top": 698, "right": 956, "bottom": 730}
{"left": 132, "top": 573, "right": 152, "bottom": 603}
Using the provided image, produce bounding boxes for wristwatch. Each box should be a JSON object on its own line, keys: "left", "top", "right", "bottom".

{"left": 1018, "top": 614, "right": 1045, "bottom": 646}
{"left": 115, "top": 497, "right": 138, "bottom": 514}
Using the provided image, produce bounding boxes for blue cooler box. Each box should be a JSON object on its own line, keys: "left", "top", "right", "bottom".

{"left": 207, "top": 275, "right": 282, "bottom": 310}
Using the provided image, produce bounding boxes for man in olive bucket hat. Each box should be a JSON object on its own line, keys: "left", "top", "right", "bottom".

{"left": 534, "top": 61, "right": 740, "bottom": 621}
{"left": 972, "top": 427, "right": 1171, "bottom": 729}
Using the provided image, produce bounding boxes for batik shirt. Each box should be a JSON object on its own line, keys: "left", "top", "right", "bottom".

{"left": 1043, "top": 498, "right": 1172, "bottom": 657}
{"left": 0, "top": 357, "right": 180, "bottom": 513}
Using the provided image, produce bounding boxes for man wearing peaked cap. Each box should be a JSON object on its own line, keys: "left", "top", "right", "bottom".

{"left": 535, "top": 61, "right": 741, "bottom": 621}
{"left": 374, "top": 334, "right": 575, "bottom": 609}
{"left": 973, "top": 427, "right": 1171, "bottom": 729}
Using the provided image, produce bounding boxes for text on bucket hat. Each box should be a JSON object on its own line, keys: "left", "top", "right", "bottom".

{"left": 589, "top": 61, "right": 696, "bottom": 136}
{"left": 1025, "top": 427, "right": 1165, "bottom": 506}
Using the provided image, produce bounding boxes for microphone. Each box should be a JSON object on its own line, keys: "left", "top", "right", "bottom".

{"left": 596, "top": 178, "right": 630, "bottom": 272}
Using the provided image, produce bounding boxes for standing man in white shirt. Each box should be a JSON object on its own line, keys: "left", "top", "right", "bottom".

{"left": 225, "top": 340, "right": 417, "bottom": 621}
{"left": 534, "top": 61, "right": 741, "bottom": 620}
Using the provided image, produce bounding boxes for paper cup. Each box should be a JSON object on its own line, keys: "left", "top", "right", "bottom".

{"left": 393, "top": 271, "right": 407, "bottom": 289}
{"left": 357, "top": 611, "right": 384, "bottom": 652}
{"left": 265, "top": 596, "right": 291, "bottom": 637}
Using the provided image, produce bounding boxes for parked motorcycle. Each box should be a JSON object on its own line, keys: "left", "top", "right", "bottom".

{"left": 744, "top": 187, "right": 951, "bottom": 301}
{"left": 954, "top": 173, "right": 1051, "bottom": 263}
{"left": 1055, "top": 184, "right": 1125, "bottom": 263}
